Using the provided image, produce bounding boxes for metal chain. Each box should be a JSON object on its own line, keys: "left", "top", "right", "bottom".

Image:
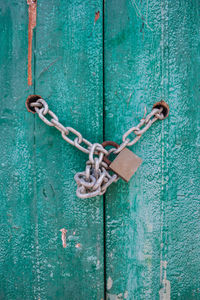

{"left": 31, "top": 99, "right": 94, "bottom": 155}
{"left": 29, "top": 98, "right": 164, "bottom": 198}
{"left": 115, "top": 106, "right": 164, "bottom": 153}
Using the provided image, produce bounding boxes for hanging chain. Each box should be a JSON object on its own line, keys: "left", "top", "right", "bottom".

{"left": 30, "top": 98, "right": 164, "bottom": 154}
{"left": 28, "top": 97, "right": 166, "bottom": 198}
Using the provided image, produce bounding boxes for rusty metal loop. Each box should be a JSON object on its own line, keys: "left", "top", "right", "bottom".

{"left": 153, "top": 100, "right": 169, "bottom": 119}
{"left": 25, "top": 94, "right": 43, "bottom": 113}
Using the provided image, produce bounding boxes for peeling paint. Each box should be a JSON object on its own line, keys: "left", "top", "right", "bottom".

{"left": 96, "top": 259, "right": 100, "bottom": 269}
{"left": 107, "top": 276, "right": 113, "bottom": 290}
{"left": 107, "top": 291, "right": 128, "bottom": 300}
{"left": 124, "top": 291, "right": 128, "bottom": 299}
{"left": 159, "top": 261, "right": 171, "bottom": 300}
{"left": 27, "top": 0, "right": 37, "bottom": 86}
{"left": 60, "top": 228, "right": 67, "bottom": 248}
{"left": 159, "top": 279, "right": 171, "bottom": 300}
{"left": 107, "top": 293, "right": 124, "bottom": 300}
{"left": 94, "top": 11, "right": 100, "bottom": 23}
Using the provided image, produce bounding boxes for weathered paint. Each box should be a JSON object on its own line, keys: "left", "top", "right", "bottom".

{"left": 0, "top": 0, "right": 200, "bottom": 299}
{"left": 107, "top": 276, "right": 113, "bottom": 290}
{"left": 95, "top": 11, "right": 100, "bottom": 24}
{"left": 27, "top": 0, "right": 37, "bottom": 86}
{"left": 0, "top": 0, "right": 104, "bottom": 299}
{"left": 33, "top": 0, "right": 104, "bottom": 298}
{"left": 0, "top": 1, "right": 35, "bottom": 299}
{"left": 60, "top": 228, "right": 67, "bottom": 248}
{"left": 104, "top": 0, "right": 200, "bottom": 299}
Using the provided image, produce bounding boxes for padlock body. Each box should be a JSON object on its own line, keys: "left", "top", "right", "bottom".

{"left": 109, "top": 148, "right": 142, "bottom": 182}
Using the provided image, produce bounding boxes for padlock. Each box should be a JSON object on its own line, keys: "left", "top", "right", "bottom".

{"left": 102, "top": 141, "right": 142, "bottom": 182}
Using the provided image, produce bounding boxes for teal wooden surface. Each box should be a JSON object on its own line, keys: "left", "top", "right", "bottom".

{"left": 1, "top": 1, "right": 200, "bottom": 299}
{"left": 0, "top": 1, "right": 104, "bottom": 299}
{"left": 34, "top": 1, "right": 104, "bottom": 299}
{"left": 0, "top": 1, "right": 35, "bottom": 299}
{"left": 104, "top": 0, "right": 200, "bottom": 299}
{"left": 0, "top": 2, "right": 35, "bottom": 299}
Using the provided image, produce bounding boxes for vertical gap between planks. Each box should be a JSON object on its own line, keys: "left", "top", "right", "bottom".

{"left": 102, "top": 0, "right": 107, "bottom": 298}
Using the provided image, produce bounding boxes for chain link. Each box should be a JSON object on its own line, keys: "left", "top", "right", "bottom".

{"left": 30, "top": 98, "right": 165, "bottom": 198}
{"left": 114, "top": 107, "right": 163, "bottom": 152}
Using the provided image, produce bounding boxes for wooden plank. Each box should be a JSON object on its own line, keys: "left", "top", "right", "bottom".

{"left": 33, "top": 1, "right": 104, "bottom": 299}
{"left": 104, "top": 0, "right": 200, "bottom": 299}
{"left": 0, "top": 2, "right": 35, "bottom": 299}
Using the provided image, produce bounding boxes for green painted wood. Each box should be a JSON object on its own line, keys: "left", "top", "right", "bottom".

{"left": 1, "top": 1, "right": 200, "bottom": 299}
{"left": 33, "top": 1, "right": 104, "bottom": 299}
{"left": 34, "top": 1, "right": 104, "bottom": 299}
{"left": 104, "top": 0, "right": 200, "bottom": 299}
{"left": 0, "top": 2, "right": 35, "bottom": 299}
{"left": 0, "top": 1, "right": 104, "bottom": 299}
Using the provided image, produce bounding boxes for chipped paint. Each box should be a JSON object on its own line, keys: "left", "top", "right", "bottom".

{"left": 2, "top": 0, "right": 104, "bottom": 298}
{"left": 96, "top": 259, "right": 100, "bottom": 269}
{"left": 159, "top": 279, "right": 171, "bottom": 300}
{"left": 94, "top": 11, "right": 100, "bottom": 24}
{"left": 94, "top": 11, "right": 100, "bottom": 23}
{"left": 107, "top": 293, "right": 124, "bottom": 300}
{"left": 27, "top": 0, "right": 37, "bottom": 86}
{"left": 75, "top": 243, "right": 81, "bottom": 248}
{"left": 107, "top": 291, "right": 128, "bottom": 300}
{"left": 159, "top": 261, "right": 171, "bottom": 300}
{"left": 107, "top": 276, "right": 113, "bottom": 290}
{"left": 60, "top": 228, "right": 67, "bottom": 248}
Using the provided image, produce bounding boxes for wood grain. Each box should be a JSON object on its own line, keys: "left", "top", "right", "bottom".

{"left": 0, "top": 2, "right": 35, "bottom": 299}
{"left": 33, "top": 1, "right": 104, "bottom": 299}
{"left": 104, "top": 0, "right": 200, "bottom": 299}
{"left": 0, "top": 1, "right": 104, "bottom": 299}
{"left": 0, "top": 1, "right": 200, "bottom": 299}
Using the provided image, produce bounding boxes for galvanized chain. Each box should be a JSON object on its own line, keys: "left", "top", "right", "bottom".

{"left": 115, "top": 106, "right": 165, "bottom": 153}
{"left": 29, "top": 98, "right": 165, "bottom": 198}
{"left": 31, "top": 99, "right": 94, "bottom": 154}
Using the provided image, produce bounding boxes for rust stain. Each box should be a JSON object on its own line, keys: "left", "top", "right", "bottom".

{"left": 94, "top": 11, "right": 100, "bottom": 23}
{"left": 153, "top": 100, "right": 170, "bottom": 119}
{"left": 60, "top": 228, "right": 67, "bottom": 248}
{"left": 27, "top": 0, "right": 37, "bottom": 86}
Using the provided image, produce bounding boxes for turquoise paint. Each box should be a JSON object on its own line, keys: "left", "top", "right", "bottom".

{"left": 105, "top": 0, "right": 200, "bottom": 299}
{"left": 0, "top": 1, "right": 104, "bottom": 299}
{"left": 0, "top": 1, "right": 200, "bottom": 299}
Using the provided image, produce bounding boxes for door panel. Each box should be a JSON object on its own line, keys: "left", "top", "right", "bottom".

{"left": 104, "top": 0, "right": 200, "bottom": 299}
{"left": 0, "top": 1, "right": 104, "bottom": 299}
{"left": 0, "top": 2, "right": 35, "bottom": 299}
{"left": 0, "top": 1, "right": 200, "bottom": 299}
{"left": 34, "top": 1, "right": 104, "bottom": 299}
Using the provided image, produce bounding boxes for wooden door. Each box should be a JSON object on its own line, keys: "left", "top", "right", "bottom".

{"left": 0, "top": 1, "right": 199, "bottom": 299}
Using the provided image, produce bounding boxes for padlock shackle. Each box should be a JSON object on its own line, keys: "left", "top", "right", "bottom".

{"left": 102, "top": 141, "right": 120, "bottom": 166}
